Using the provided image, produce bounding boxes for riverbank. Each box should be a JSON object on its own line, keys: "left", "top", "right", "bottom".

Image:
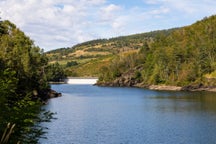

{"left": 147, "top": 84, "right": 216, "bottom": 92}
{"left": 148, "top": 85, "right": 182, "bottom": 91}
{"left": 49, "top": 81, "right": 66, "bottom": 84}
{"left": 33, "top": 88, "right": 62, "bottom": 102}
{"left": 96, "top": 81, "right": 216, "bottom": 92}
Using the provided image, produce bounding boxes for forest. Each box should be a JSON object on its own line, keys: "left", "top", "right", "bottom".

{"left": 98, "top": 15, "right": 216, "bottom": 87}
{"left": 0, "top": 20, "right": 54, "bottom": 143}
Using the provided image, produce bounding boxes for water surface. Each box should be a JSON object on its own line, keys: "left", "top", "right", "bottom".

{"left": 40, "top": 84, "right": 216, "bottom": 144}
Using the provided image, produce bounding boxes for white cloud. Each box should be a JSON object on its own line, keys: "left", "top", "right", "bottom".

{"left": 145, "top": 0, "right": 216, "bottom": 16}
{"left": 0, "top": 0, "right": 107, "bottom": 50}
{"left": 0, "top": 0, "right": 216, "bottom": 51}
{"left": 151, "top": 7, "right": 169, "bottom": 15}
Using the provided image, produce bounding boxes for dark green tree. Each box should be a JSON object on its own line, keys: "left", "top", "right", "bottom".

{"left": 45, "top": 62, "right": 66, "bottom": 82}
{"left": 0, "top": 20, "right": 52, "bottom": 143}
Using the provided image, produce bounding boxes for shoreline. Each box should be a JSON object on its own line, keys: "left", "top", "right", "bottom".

{"left": 49, "top": 81, "right": 66, "bottom": 84}
{"left": 146, "top": 85, "right": 216, "bottom": 92}
{"left": 147, "top": 85, "right": 182, "bottom": 91}
{"left": 96, "top": 82, "right": 216, "bottom": 92}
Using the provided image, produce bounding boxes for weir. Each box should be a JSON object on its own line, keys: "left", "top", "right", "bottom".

{"left": 65, "top": 77, "right": 98, "bottom": 84}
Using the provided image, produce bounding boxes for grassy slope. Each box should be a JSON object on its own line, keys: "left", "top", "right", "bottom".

{"left": 46, "top": 29, "right": 176, "bottom": 77}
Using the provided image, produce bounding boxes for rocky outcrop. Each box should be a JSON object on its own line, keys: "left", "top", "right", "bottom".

{"left": 148, "top": 85, "right": 182, "bottom": 91}
{"left": 96, "top": 64, "right": 216, "bottom": 92}
{"left": 98, "top": 80, "right": 216, "bottom": 92}
{"left": 48, "top": 89, "right": 62, "bottom": 98}
{"left": 97, "top": 76, "right": 141, "bottom": 87}
{"left": 97, "top": 67, "right": 216, "bottom": 92}
{"left": 33, "top": 89, "right": 62, "bottom": 102}
{"left": 181, "top": 84, "right": 216, "bottom": 92}
{"left": 97, "top": 66, "right": 144, "bottom": 87}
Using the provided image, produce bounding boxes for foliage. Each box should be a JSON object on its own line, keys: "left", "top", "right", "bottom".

{"left": 66, "top": 61, "right": 78, "bottom": 67}
{"left": 45, "top": 15, "right": 216, "bottom": 86}
{"left": 45, "top": 62, "right": 66, "bottom": 82}
{"left": 0, "top": 20, "right": 51, "bottom": 143}
{"left": 66, "top": 56, "right": 114, "bottom": 77}
{"left": 98, "top": 15, "right": 216, "bottom": 86}
{"left": 45, "top": 28, "right": 176, "bottom": 77}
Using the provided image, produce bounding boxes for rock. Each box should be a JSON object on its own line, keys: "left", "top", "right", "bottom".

{"left": 181, "top": 83, "right": 205, "bottom": 91}
{"left": 32, "top": 89, "right": 62, "bottom": 103}
{"left": 48, "top": 89, "right": 62, "bottom": 98}
{"left": 149, "top": 85, "right": 182, "bottom": 91}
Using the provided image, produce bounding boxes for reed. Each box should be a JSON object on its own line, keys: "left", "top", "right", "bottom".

{"left": 0, "top": 123, "right": 18, "bottom": 144}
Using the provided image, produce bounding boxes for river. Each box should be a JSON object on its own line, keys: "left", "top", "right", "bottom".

{"left": 40, "top": 84, "right": 216, "bottom": 144}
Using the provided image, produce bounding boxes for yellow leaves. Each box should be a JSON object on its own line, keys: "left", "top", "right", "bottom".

{"left": 205, "top": 71, "right": 216, "bottom": 79}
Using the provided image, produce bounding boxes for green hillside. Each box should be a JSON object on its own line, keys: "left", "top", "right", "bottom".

{"left": 98, "top": 15, "right": 216, "bottom": 87}
{"left": 46, "top": 15, "right": 216, "bottom": 87}
{"left": 46, "top": 29, "right": 176, "bottom": 77}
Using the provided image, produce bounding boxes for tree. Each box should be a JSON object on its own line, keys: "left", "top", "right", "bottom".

{"left": 0, "top": 20, "right": 52, "bottom": 143}
{"left": 45, "top": 62, "right": 66, "bottom": 82}
{"left": 98, "top": 15, "right": 216, "bottom": 86}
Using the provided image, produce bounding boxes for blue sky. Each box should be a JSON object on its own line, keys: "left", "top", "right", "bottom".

{"left": 1, "top": 0, "right": 216, "bottom": 51}
{"left": 107, "top": 0, "right": 145, "bottom": 8}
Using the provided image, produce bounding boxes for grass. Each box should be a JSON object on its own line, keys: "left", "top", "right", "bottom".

{"left": 66, "top": 55, "right": 114, "bottom": 77}
{"left": 0, "top": 123, "right": 19, "bottom": 144}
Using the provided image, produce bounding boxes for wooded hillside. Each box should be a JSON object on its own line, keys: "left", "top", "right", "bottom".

{"left": 46, "top": 28, "right": 176, "bottom": 77}
{"left": 47, "top": 15, "right": 216, "bottom": 87}
{"left": 98, "top": 15, "right": 216, "bottom": 87}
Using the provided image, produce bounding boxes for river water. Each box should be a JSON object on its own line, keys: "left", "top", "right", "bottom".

{"left": 40, "top": 84, "right": 216, "bottom": 144}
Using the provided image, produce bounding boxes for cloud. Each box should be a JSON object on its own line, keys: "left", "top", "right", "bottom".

{"left": 100, "top": 4, "right": 122, "bottom": 21}
{"left": 144, "top": 0, "right": 216, "bottom": 16}
{"left": 98, "top": 4, "right": 125, "bottom": 34}
{"left": 0, "top": 0, "right": 109, "bottom": 50}
{"left": 0, "top": 0, "right": 216, "bottom": 51}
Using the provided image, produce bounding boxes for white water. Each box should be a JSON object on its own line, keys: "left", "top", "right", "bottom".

{"left": 65, "top": 78, "right": 98, "bottom": 84}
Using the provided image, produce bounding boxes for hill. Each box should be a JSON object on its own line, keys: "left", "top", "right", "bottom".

{"left": 46, "top": 15, "right": 216, "bottom": 89}
{"left": 46, "top": 29, "right": 176, "bottom": 77}
{"left": 97, "top": 15, "right": 216, "bottom": 88}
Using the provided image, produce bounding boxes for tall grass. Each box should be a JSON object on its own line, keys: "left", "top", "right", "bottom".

{"left": 0, "top": 123, "right": 19, "bottom": 144}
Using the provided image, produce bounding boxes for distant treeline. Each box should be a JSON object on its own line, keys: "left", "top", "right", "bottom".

{"left": 46, "top": 28, "right": 178, "bottom": 55}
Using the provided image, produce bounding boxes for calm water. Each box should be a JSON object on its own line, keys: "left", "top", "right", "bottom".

{"left": 40, "top": 84, "right": 216, "bottom": 144}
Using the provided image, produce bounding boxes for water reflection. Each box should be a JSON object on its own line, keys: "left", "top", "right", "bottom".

{"left": 150, "top": 90, "right": 216, "bottom": 113}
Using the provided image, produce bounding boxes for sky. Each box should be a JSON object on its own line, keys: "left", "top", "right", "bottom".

{"left": 1, "top": 0, "right": 216, "bottom": 51}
